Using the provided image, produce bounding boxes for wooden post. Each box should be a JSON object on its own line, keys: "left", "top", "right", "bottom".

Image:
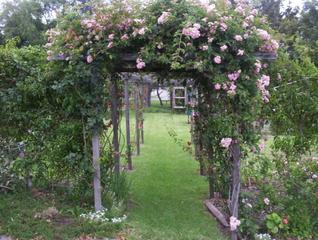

{"left": 134, "top": 85, "right": 140, "bottom": 155}
{"left": 198, "top": 95, "right": 205, "bottom": 176}
{"left": 230, "top": 141, "right": 241, "bottom": 240}
{"left": 139, "top": 85, "right": 144, "bottom": 144}
{"left": 92, "top": 127, "right": 102, "bottom": 211}
{"left": 146, "top": 83, "right": 152, "bottom": 107}
{"left": 124, "top": 78, "right": 132, "bottom": 170}
{"left": 111, "top": 78, "right": 120, "bottom": 174}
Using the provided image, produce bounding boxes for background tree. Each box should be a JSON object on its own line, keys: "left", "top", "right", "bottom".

{"left": 0, "top": 0, "right": 69, "bottom": 46}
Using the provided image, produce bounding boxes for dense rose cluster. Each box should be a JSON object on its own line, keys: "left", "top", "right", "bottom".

{"left": 257, "top": 29, "right": 279, "bottom": 53}
{"left": 182, "top": 24, "right": 201, "bottom": 39}
{"left": 228, "top": 70, "right": 241, "bottom": 81}
{"left": 45, "top": 0, "right": 278, "bottom": 105}
{"left": 257, "top": 74, "right": 271, "bottom": 102}
{"left": 259, "top": 39, "right": 279, "bottom": 53}
{"left": 257, "top": 29, "right": 271, "bottom": 41}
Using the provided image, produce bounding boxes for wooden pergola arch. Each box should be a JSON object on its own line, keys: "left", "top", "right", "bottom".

{"left": 89, "top": 51, "right": 276, "bottom": 240}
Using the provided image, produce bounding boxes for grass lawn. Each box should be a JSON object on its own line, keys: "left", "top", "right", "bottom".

{"left": 0, "top": 104, "right": 227, "bottom": 240}
{"left": 126, "top": 111, "right": 227, "bottom": 240}
{"left": 0, "top": 191, "right": 122, "bottom": 239}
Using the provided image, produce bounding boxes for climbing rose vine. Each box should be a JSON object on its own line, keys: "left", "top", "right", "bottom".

{"left": 46, "top": 1, "right": 279, "bottom": 236}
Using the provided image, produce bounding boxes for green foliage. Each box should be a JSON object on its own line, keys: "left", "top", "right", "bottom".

{"left": 265, "top": 213, "right": 283, "bottom": 234}
{"left": 267, "top": 51, "right": 318, "bottom": 152}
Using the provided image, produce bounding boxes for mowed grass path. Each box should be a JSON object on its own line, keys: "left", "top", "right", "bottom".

{"left": 127, "top": 112, "right": 227, "bottom": 240}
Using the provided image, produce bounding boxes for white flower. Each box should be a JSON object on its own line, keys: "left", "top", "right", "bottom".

{"left": 264, "top": 197, "right": 270, "bottom": 205}
{"left": 220, "top": 138, "right": 232, "bottom": 148}
{"left": 80, "top": 209, "right": 127, "bottom": 224}
{"left": 255, "top": 233, "right": 273, "bottom": 240}
{"left": 312, "top": 174, "right": 318, "bottom": 179}
{"left": 230, "top": 216, "right": 241, "bottom": 231}
{"left": 201, "top": 45, "right": 209, "bottom": 51}
{"left": 138, "top": 27, "right": 146, "bottom": 35}
{"left": 237, "top": 49, "right": 244, "bottom": 56}
{"left": 193, "top": 23, "right": 201, "bottom": 29}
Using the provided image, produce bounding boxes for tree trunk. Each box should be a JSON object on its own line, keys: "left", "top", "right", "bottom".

{"left": 111, "top": 78, "right": 120, "bottom": 174}
{"left": 92, "top": 127, "right": 102, "bottom": 211}
{"left": 124, "top": 79, "right": 132, "bottom": 170}
{"left": 230, "top": 141, "right": 241, "bottom": 240}
{"left": 134, "top": 86, "right": 140, "bottom": 155}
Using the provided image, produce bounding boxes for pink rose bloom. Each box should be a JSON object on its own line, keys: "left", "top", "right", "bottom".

{"left": 157, "top": 11, "right": 170, "bottom": 24}
{"left": 246, "top": 15, "right": 254, "bottom": 22}
{"left": 121, "top": 34, "right": 129, "bottom": 41}
{"left": 136, "top": 58, "right": 146, "bottom": 69}
{"left": 220, "top": 138, "right": 232, "bottom": 148}
{"left": 257, "top": 29, "right": 271, "bottom": 41}
{"left": 251, "top": 9, "right": 258, "bottom": 16}
{"left": 237, "top": 49, "right": 244, "bottom": 56}
{"left": 182, "top": 27, "right": 201, "bottom": 39}
{"left": 138, "top": 27, "right": 146, "bottom": 35}
{"left": 263, "top": 95, "right": 270, "bottom": 103}
{"left": 259, "top": 39, "right": 279, "bottom": 53}
{"left": 107, "top": 42, "right": 113, "bottom": 49}
{"left": 220, "top": 22, "right": 228, "bottom": 31}
{"left": 257, "top": 75, "right": 271, "bottom": 102}
{"left": 234, "top": 35, "right": 243, "bottom": 42}
{"left": 255, "top": 61, "right": 262, "bottom": 73}
{"left": 228, "top": 70, "right": 241, "bottom": 81}
{"left": 235, "top": 6, "right": 245, "bottom": 15}
{"left": 108, "top": 33, "right": 115, "bottom": 40}
{"left": 220, "top": 45, "right": 228, "bottom": 52}
{"left": 242, "top": 21, "right": 249, "bottom": 28}
{"left": 214, "top": 83, "right": 221, "bottom": 90}
{"left": 261, "top": 74, "right": 270, "bottom": 86}
{"left": 227, "top": 82, "right": 237, "bottom": 95}
{"left": 259, "top": 142, "right": 265, "bottom": 152}
{"left": 87, "top": 55, "right": 93, "bottom": 63}
{"left": 214, "top": 56, "right": 221, "bottom": 64}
